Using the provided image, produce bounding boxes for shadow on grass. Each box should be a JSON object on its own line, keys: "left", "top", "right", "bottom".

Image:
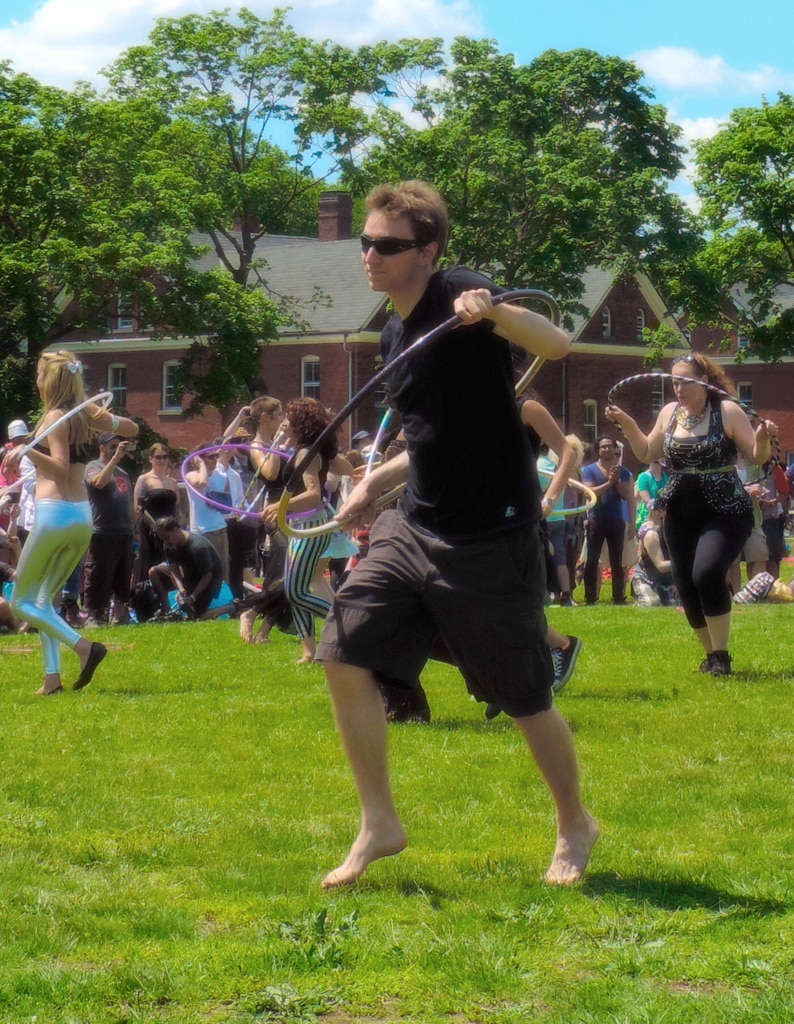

{"left": 584, "top": 872, "right": 791, "bottom": 916}
{"left": 732, "top": 670, "right": 794, "bottom": 684}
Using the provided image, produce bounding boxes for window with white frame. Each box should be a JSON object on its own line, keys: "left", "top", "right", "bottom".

{"left": 738, "top": 332, "right": 750, "bottom": 351}
{"left": 108, "top": 364, "right": 127, "bottom": 408}
{"left": 651, "top": 374, "right": 665, "bottom": 415}
{"left": 738, "top": 382, "right": 753, "bottom": 407}
{"left": 163, "top": 361, "right": 182, "bottom": 410}
{"left": 601, "top": 307, "right": 612, "bottom": 340}
{"left": 117, "top": 293, "right": 134, "bottom": 332}
{"left": 636, "top": 308, "right": 646, "bottom": 342}
{"left": 583, "top": 399, "right": 597, "bottom": 444}
{"left": 301, "top": 356, "right": 320, "bottom": 400}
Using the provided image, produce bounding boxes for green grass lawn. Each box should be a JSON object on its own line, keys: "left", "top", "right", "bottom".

{"left": 0, "top": 603, "right": 792, "bottom": 1023}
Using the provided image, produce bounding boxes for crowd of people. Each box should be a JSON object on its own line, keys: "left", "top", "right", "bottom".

{"left": 0, "top": 180, "right": 788, "bottom": 890}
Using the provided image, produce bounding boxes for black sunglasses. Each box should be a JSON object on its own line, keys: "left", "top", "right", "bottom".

{"left": 360, "top": 234, "right": 423, "bottom": 257}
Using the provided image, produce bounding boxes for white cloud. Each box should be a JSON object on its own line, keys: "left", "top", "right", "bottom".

{"left": 631, "top": 45, "right": 794, "bottom": 96}
{"left": 0, "top": 0, "right": 480, "bottom": 89}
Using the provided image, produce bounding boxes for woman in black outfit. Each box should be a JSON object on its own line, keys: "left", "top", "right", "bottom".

{"left": 606, "top": 353, "right": 776, "bottom": 676}
{"left": 134, "top": 443, "right": 180, "bottom": 583}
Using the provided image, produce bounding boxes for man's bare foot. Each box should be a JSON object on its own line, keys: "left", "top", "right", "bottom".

{"left": 296, "top": 655, "right": 315, "bottom": 665}
{"left": 321, "top": 824, "right": 408, "bottom": 889}
{"left": 545, "top": 813, "right": 599, "bottom": 885}
{"left": 253, "top": 631, "right": 271, "bottom": 645}
{"left": 239, "top": 608, "right": 256, "bottom": 644}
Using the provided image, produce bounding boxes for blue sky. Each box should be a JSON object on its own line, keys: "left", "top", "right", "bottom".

{"left": 1, "top": 0, "right": 792, "bottom": 200}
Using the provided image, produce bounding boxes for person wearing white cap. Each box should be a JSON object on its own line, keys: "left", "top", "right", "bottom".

{"left": 1, "top": 420, "right": 30, "bottom": 533}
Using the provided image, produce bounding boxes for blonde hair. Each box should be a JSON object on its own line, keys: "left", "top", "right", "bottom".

{"left": 565, "top": 433, "right": 586, "bottom": 470}
{"left": 35, "top": 351, "right": 98, "bottom": 454}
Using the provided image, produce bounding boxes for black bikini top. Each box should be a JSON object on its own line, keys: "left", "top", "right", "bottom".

{"left": 31, "top": 440, "right": 92, "bottom": 465}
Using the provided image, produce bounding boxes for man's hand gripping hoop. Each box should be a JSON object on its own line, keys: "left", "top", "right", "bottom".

{"left": 278, "top": 289, "right": 562, "bottom": 540}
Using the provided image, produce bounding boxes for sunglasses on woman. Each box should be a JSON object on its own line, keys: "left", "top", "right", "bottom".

{"left": 360, "top": 234, "right": 423, "bottom": 257}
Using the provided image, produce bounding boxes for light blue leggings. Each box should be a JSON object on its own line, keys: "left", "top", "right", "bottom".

{"left": 284, "top": 513, "right": 331, "bottom": 640}
{"left": 11, "top": 500, "right": 92, "bottom": 675}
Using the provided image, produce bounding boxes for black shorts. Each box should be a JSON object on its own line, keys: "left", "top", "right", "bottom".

{"left": 316, "top": 511, "right": 553, "bottom": 717}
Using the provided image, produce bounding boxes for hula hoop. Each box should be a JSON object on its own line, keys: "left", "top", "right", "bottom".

{"left": 607, "top": 372, "right": 761, "bottom": 421}
{"left": 537, "top": 468, "right": 597, "bottom": 517}
{"left": 15, "top": 391, "right": 114, "bottom": 459}
{"left": 365, "top": 407, "right": 392, "bottom": 474}
{"left": 180, "top": 443, "right": 289, "bottom": 521}
{"left": 0, "top": 469, "right": 36, "bottom": 502}
{"left": 278, "top": 289, "right": 561, "bottom": 539}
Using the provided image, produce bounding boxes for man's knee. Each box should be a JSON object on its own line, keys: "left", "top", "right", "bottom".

{"left": 324, "top": 659, "right": 378, "bottom": 692}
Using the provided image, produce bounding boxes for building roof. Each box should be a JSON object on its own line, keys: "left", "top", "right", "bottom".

{"left": 191, "top": 232, "right": 387, "bottom": 336}
{"left": 730, "top": 281, "right": 794, "bottom": 317}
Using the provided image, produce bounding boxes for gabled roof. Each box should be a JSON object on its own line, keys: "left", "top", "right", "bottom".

{"left": 730, "top": 282, "right": 794, "bottom": 318}
{"left": 191, "top": 232, "right": 387, "bottom": 336}
{"left": 568, "top": 266, "right": 687, "bottom": 346}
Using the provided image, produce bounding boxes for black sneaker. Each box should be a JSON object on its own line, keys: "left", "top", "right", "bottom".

{"left": 485, "top": 703, "right": 503, "bottom": 721}
{"left": 551, "top": 635, "right": 582, "bottom": 694}
{"left": 710, "top": 651, "right": 733, "bottom": 677}
{"left": 698, "top": 654, "right": 714, "bottom": 673}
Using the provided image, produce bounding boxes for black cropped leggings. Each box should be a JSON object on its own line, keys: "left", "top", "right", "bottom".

{"left": 664, "top": 501, "right": 752, "bottom": 630}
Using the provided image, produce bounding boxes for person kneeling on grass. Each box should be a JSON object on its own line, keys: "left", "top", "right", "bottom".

{"left": 149, "top": 516, "right": 237, "bottom": 621}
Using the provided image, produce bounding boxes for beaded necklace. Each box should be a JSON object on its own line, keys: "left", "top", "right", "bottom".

{"left": 675, "top": 403, "right": 708, "bottom": 430}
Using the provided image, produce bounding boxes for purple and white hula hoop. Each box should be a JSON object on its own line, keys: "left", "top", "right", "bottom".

{"left": 180, "top": 443, "right": 289, "bottom": 520}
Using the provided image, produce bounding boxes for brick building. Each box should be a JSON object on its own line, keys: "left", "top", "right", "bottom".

{"left": 53, "top": 192, "right": 793, "bottom": 466}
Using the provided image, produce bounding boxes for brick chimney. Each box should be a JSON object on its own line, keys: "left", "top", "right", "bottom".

{"left": 318, "top": 190, "right": 353, "bottom": 241}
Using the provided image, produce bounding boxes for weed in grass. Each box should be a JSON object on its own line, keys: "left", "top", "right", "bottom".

{"left": 238, "top": 983, "right": 338, "bottom": 1022}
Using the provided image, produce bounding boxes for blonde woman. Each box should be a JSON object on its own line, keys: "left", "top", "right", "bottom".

{"left": 1, "top": 352, "right": 138, "bottom": 694}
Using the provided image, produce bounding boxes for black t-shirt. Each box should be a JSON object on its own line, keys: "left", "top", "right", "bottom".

{"left": 381, "top": 267, "right": 540, "bottom": 541}
{"left": 85, "top": 461, "right": 134, "bottom": 534}
{"left": 164, "top": 533, "right": 223, "bottom": 597}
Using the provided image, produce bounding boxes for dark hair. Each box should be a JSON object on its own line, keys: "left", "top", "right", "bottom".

{"left": 154, "top": 515, "right": 180, "bottom": 534}
{"left": 366, "top": 180, "right": 449, "bottom": 263}
{"left": 596, "top": 435, "right": 617, "bottom": 449}
{"left": 286, "top": 399, "right": 338, "bottom": 460}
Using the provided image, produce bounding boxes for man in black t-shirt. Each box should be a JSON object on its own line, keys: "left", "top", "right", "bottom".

{"left": 84, "top": 433, "right": 135, "bottom": 625}
{"left": 149, "top": 517, "right": 232, "bottom": 620}
{"left": 315, "top": 180, "right": 598, "bottom": 890}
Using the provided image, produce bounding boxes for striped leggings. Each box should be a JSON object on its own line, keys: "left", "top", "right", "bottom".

{"left": 284, "top": 513, "right": 331, "bottom": 639}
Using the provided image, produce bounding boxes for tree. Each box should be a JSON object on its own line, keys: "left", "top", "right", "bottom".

{"left": 347, "top": 42, "right": 691, "bottom": 322}
{"left": 0, "top": 63, "right": 214, "bottom": 413}
{"left": 104, "top": 7, "right": 442, "bottom": 406}
{"left": 692, "top": 93, "right": 794, "bottom": 360}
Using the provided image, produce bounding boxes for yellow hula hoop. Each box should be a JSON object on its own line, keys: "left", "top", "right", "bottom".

{"left": 537, "top": 468, "right": 597, "bottom": 517}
